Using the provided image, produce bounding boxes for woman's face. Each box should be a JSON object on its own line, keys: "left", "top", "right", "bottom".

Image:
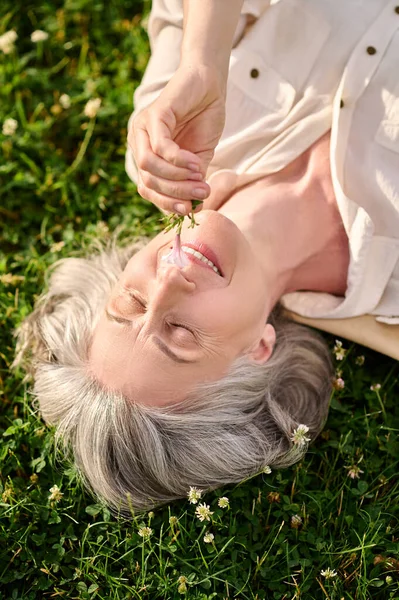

{"left": 89, "top": 211, "right": 275, "bottom": 405}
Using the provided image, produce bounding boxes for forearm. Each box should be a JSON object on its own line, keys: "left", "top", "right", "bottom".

{"left": 181, "top": 0, "right": 244, "bottom": 87}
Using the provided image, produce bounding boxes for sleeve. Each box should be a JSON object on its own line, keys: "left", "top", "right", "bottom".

{"left": 125, "top": 0, "right": 271, "bottom": 183}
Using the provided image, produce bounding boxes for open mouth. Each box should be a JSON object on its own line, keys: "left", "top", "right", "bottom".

{"left": 181, "top": 243, "right": 223, "bottom": 276}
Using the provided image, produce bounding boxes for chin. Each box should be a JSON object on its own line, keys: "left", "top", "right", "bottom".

{"left": 195, "top": 209, "right": 238, "bottom": 232}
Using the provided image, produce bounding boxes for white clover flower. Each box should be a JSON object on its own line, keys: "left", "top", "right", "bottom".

{"left": 263, "top": 465, "right": 272, "bottom": 474}
{"left": 5, "top": 31, "right": 18, "bottom": 43}
{"left": 169, "top": 516, "right": 178, "bottom": 526}
{"left": 187, "top": 486, "right": 202, "bottom": 504}
{"left": 138, "top": 526, "right": 152, "bottom": 538}
{"left": 333, "top": 377, "right": 345, "bottom": 390}
{"left": 355, "top": 355, "right": 365, "bottom": 366}
{"left": 195, "top": 503, "right": 213, "bottom": 522}
{"left": 218, "top": 497, "right": 229, "bottom": 508}
{"left": 177, "top": 576, "right": 187, "bottom": 594}
{"left": 345, "top": 464, "right": 364, "bottom": 479}
{"left": 335, "top": 349, "right": 346, "bottom": 361}
{"left": 147, "top": 511, "right": 154, "bottom": 519}
{"left": 290, "top": 514, "right": 302, "bottom": 529}
{"left": 2, "top": 118, "right": 18, "bottom": 136}
{"left": 48, "top": 484, "right": 63, "bottom": 502}
{"left": 84, "top": 97, "right": 101, "bottom": 119}
{"left": 320, "top": 567, "right": 338, "bottom": 579}
{"left": 333, "top": 339, "right": 347, "bottom": 361}
{"left": 290, "top": 424, "right": 311, "bottom": 447}
{"left": 59, "top": 94, "right": 71, "bottom": 109}
{"left": 0, "top": 273, "right": 24, "bottom": 286}
{"left": 370, "top": 383, "right": 381, "bottom": 392}
{"left": 0, "top": 30, "right": 18, "bottom": 54}
{"left": 31, "top": 30, "right": 49, "bottom": 43}
{"left": 50, "top": 241, "right": 65, "bottom": 253}
{"left": 203, "top": 532, "right": 214, "bottom": 544}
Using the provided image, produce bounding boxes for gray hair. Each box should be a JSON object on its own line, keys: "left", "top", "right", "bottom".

{"left": 14, "top": 240, "right": 333, "bottom": 514}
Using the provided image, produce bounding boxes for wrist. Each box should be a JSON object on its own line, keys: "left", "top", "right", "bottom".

{"left": 177, "top": 59, "right": 228, "bottom": 97}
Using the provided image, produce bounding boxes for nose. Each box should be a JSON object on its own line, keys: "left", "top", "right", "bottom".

{"left": 149, "top": 263, "right": 195, "bottom": 311}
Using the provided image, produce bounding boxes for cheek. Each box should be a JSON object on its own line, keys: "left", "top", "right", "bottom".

{"left": 198, "top": 289, "right": 264, "bottom": 332}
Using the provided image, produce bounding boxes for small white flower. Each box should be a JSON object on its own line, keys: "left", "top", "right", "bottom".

{"left": 48, "top": 484, "right": 63, "bottom": 502}
{"left": 263, "top": 465, "right": 272, "bottom": 474}
{"left": 147, "top": 511, "right": 154, "bottom": 518}
{"left": 0, "top": 30, "right": 18, "bottom": 54}
{"left": 169, "top": 516, "right": 178, "bottom": 526}
{"left": 31, "top": 30, "right": 49, "bottom": 43}
{"left": 195, "top": 503, "right": 214, "bottom": 522}
{"left": 345, "top": 464, "right": 364, "bottom": 479}
{"left": 370, "top": 383, "right": 381, "bottom": 392}
{"left": 187, "top": 486, "right": 202, "bottom": 504}
{"left": 59, "top": 94, "right": 71, "bottom": 109}
{"left": 50, "top": 241, "right": 65, "bottom": 253}
{"left": 355, "top": 355, "right": 365, "bottom": 366}
{"left": 84, "top": 97, "right": 101, "bottom": 119}
{"left": 2, "top": 118, "right": 18, "bottom": 136}
{"left": 177, "top": 576, "right": 187, "bottom": 594}
{"left": 333, "top": 339, "right": 347, "bottom": 361}
{"left": 290, "top": 424, "right": 311, "bottom": 447}
{"left": 333, "top": 377, "right": 345, "bottom": 390}
{"left": 320, "top": 567, "right": 338, "bottom": 579}
{"left": 218, "top": 497, "right": 229, "bottom": 508}
{"left": 203, "top": 532, "right": 214, "bottom": 544}
{"left": 138, "top": 526, "right": 152, "bottom": 538}
{"left": 290, "top": 514, "right": 302, "bottom": 529}
{"left": 335, "top": 349, "right": 346, "bottom": 361}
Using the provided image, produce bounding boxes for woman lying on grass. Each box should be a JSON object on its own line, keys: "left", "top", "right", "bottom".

{"left": 14, "top": 0, "right": 399, "bottom": 512}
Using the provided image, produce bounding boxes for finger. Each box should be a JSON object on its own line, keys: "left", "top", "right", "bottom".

{"left": 140, "top": 169, "right": 210, "bottom": 203}
{"left": 137, "top": 180, "right": 205, "bottom": 215}
{"left": 147, "top": 116, "right": 203, "bottom": 171}
{"left": 132, "top": 127, "right": 204, "bottom": 182}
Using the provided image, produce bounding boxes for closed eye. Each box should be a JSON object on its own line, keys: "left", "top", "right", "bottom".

{"left": 118, "top": 290, "right": 198, "bottom": 340}
{"left": 170, "top": 322, "right": 195, "bottom": 334}
{"left": 128, "top": 292, "right": 147, "bottom": 310}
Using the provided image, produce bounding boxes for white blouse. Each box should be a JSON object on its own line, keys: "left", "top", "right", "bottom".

{"left": 126, "top": 0, "right": 399, "bottom": 325}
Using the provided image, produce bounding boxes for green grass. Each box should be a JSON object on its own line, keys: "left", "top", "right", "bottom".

{"left": 1, "top": 1, "right": 399, "bottom": 598}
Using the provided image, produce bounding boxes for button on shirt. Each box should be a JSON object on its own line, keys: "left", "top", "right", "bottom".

{"left": 126, "top": 0, "right": 399, "bottom": 325}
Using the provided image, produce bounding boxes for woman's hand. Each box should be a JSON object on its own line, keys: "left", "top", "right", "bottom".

{"left": 128, "top": 64, "right": 226, "bottom": 215}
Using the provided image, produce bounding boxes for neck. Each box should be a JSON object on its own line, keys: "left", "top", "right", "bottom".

{"left": 218, "top": 156, "right": 349, "bottom": 312}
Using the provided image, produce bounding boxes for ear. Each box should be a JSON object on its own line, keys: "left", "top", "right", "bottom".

{"left": 247, "top": 324, "right": 276, "bottom": 365}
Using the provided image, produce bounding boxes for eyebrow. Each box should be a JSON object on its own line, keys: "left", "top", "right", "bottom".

{"left": 105, "top": 309, "right": 197, "bottom": 364}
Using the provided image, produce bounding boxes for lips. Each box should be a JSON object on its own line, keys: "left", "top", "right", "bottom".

{"left": 182, "top": 242, "right": 223, "bottom": 277}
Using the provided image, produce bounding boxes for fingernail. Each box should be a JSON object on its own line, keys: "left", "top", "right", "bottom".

{"left": 188, "top": 162, "right": 200, "bottom": 172}
{"left": 187, "top": 171, "right": 203, "bottom": 181}
{"left": 193, "top": 188, "right": 208, "bottom": 199}
{"left": 174, "top": 203, "right": 186, "bottom": 215}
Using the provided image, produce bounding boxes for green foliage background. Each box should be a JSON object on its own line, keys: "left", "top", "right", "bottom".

{"left": 0, "top": 1, "right": 398, "bottom": 599}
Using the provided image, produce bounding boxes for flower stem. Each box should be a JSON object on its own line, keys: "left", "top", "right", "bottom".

{"left": 65, "top": 117, "right": 96, "bottom": 177}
